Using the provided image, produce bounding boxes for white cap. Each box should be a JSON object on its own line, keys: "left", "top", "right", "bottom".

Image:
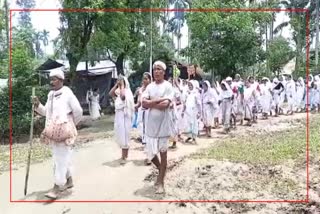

{"left": 226, "top": 77, "right": 232, "bottom": 81}
{"left": 49, "top": 68, "right": 65, "bottom": 80}
{"left": 153, "top": 60, "right": 167, "bottom": 71}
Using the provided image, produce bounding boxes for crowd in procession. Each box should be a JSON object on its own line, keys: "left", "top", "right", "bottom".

{"left": 31, "top": 59, "right": 319, "bottom": 199}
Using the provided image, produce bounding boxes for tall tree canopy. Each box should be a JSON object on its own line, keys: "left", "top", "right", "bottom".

{"left": 185, "top": 0, "right": 270, "bottom": 78}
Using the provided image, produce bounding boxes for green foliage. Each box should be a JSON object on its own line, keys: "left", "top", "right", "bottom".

{"left": 0, "top": 1, "right": 51, "bottom": 143}
{"left": 16, "top": 0, "right": 35, "bottom": 27}
{"left": 0, "top": 84, "right": 49, "bottom": 143}
{"left": 185, "top": 0, "right": 268, "bottom": 78}
{"left": 267, "top": 36, "right": 294, "bottom": 75}
{"left": 59, "top": 0, "right": 104, "bottom": 79}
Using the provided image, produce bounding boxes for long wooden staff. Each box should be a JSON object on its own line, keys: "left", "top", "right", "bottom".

{"left": 24, "top": 87, "right": 35, "bottom": 196}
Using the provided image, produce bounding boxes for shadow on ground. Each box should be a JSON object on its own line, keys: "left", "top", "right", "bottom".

{"left": 20, "top": 188, "right": 72, "bottom": 204}
{"left": 134, "top": 184, "right": 165, "bottom": 200}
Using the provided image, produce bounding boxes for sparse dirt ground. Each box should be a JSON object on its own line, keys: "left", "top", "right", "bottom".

{"left": 0, "top": 112, "right": 319, "bottom": 214}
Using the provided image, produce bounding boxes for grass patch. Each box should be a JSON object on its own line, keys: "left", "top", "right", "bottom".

{"left": 0, "top": 140, "right": 51, "bottom": 173}
{"left": 193, "top": 115, "right": 320, "bottom": 166}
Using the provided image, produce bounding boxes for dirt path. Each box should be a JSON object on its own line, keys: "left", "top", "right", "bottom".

{"left": 0, "top": 113, "right": 316, "bottom": 214}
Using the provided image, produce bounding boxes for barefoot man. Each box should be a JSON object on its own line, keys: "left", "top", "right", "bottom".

{"left": 142, "top": 60, "right": 174, "bottom": 194}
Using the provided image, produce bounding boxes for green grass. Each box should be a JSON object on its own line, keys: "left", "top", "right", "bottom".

{"left": 193, "top": 116, "right": 320, "bottom": 166}
{"left": 0, "top": 140, "right": 51, "bottom": 173}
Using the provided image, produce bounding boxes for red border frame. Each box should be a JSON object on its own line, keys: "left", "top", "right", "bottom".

{"left": 9, "top": 7, "right": 310, "bottom": 203}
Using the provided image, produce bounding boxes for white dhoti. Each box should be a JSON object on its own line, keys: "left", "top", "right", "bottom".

{"left": 52, "top": 143, "right": 73, "bottom": 186}
{"left": 114, "top": 109, "right": 132, "bottom": 149}
{"left": 145, "top": 136, "right": 169, "bottom": 161}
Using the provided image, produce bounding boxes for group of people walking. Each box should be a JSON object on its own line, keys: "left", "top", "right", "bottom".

{"left": 32, "top": 60, "right": 317, "bottom": 199}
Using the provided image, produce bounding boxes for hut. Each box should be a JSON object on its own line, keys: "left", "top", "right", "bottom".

{"left": 36, "top": 59, "right": 118, "bottom": 113}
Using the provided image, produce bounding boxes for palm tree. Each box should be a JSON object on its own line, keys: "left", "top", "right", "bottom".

{"left": 273, "top": 0, "right": 315, "bottom": 73}
{"left": 41, "top": 29, "right": 49, "bottom": 54}
{"left": 166, "top": 0, "right": 190, "bottom": 56}
{"left": 33, "top": 32, "right": 43, "bottom": 58}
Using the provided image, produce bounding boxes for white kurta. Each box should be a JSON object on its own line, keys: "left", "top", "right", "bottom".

{"left": 36, "top": 86, "right": 83, "bottom": 186}
{"left": 142, "top": 80, "right": 174, "bottom": 161}
{"left": 243, "top": 86, "right": 255, "bottom": 120}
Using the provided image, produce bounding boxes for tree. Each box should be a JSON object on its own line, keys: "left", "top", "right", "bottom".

{"left": 58, "top": 0, "right": 102, "bottom": 82}
{"left": 166, "top": 0, "right": 190, "bottom": 54}
{"left": 86, "top": 0, "right": 165, "bottom": 75}
{"left": 41, "top": 29, "right": 50, "bottom": 54}
{"left": 315, "top": 0, "right": 319, "bottom": 72}
{"left": 185, "top": 0, "right": 269, "bottom": 78}
{"left": 15, "top": 0, "right": 35, "bottom": 27}
{"left": 33, "top": 31, "right": 43, "bottom": 58}
{"left": 267, "top": 36, "right": 294, "bottom": 75}
{"left": 274, "top": 0, "right": 316, "bottom": 73}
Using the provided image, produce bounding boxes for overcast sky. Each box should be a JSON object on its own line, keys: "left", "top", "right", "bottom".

{"left": 10, "top": 0, "right": 295, "bottom": 55}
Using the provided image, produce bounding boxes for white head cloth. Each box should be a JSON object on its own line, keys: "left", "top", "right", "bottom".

{"left": 226, "top": 76, "right": 232, "bottom": 81}
{"left": 49, "top": 69, "right": 65, "bottom": 80}
{"left": 153, "top": 60, "right": 167, "bottom": 71}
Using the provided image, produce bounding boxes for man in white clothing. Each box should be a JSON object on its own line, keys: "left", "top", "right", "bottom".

{"left": 33, "top": 69, "right": 83, "bottom": 199}
{"left": 142, "top": 60, "right": 174, "bottom": 194}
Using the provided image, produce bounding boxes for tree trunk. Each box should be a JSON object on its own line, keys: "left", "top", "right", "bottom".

{"left": 116, "top": 53, "right": 125, "bottom": 75}
{"left": 4, "top": 0, "right": 9, "bottom": 51}
{"left": 67, "top": 54, "right": 80, "bottom": 86}
{"left": 270, "top": 13, "right": 274, "bottom": 41}
{"left": 295, "top": 39, "right": 302, "bottom": 74}
{"left": 315, "top": 0, "right": 319, "bottom": 72}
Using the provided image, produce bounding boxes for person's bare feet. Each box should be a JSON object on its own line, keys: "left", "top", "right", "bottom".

{"left": 64, "top": 177, "right": 74, "bottom": 189}
{"left": 155, "top": 184, "right": 165, "bottom": 194}
{"left": 120, "top": 158, "right": 127, "bottom": 165}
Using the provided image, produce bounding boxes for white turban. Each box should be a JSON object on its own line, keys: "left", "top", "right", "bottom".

{"left": 153, "top": 60, "right": 167, "bottom": 71}
{"left": 226, "top": 76, "right": 232, "bottom": 81}
{"left": 49, "top": 68, "right": 65, "bottom": 80}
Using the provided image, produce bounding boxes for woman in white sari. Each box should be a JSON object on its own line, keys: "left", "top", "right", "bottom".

{"left": 272, "top": 78, "right": 285, "bottom": 117}
{"left": 219, "top": 81, "right": 233, "bottom": 133}
{"left": 201, "top": 80, "right": 217, "bottom": 137}
{"left": 86, "top": 88, "right": 101, "bottom": 120}
{"left": 135, "top": 73, "right": 152, "bottom": 145}
{"left": 306, "top": 74, "right": 314, "bottom": 111}
{"left": 183, "top": 80, "right": 201, "bottom": 143}
{"left": 243, "top": 80, "right": 256, "bottom": 126}
{"left": 109, "top": 76, "right": 135, "bottom": 165}
{"left": 260, "top": 77, "right": 273, "bottom": 119}
{"left": 285, "top": 74, "right": 296, "bottom": 115}
{"left": 313, "top": 75, "right": 320, "bottom": 112}
{"left": 295, "top": 77, "right": 305, "bottom": 112}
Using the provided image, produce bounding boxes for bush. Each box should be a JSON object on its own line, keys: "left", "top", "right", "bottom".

{"left": 0, "top": 83, "right": 49, "bottom": 144}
